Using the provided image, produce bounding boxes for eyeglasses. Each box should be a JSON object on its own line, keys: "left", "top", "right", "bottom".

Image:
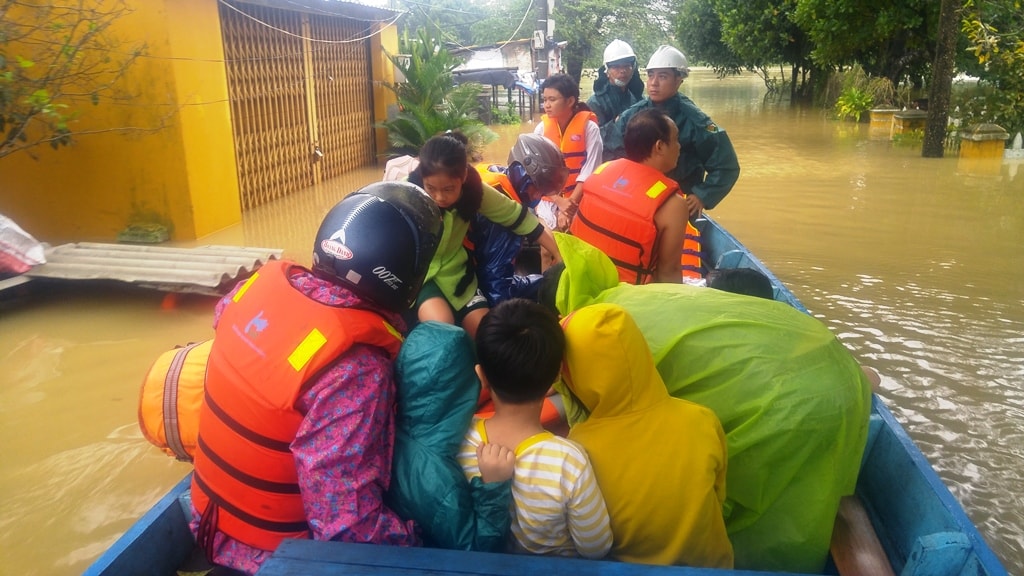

{"left": 609, "top": 63, "right": 635, "bottom": 70}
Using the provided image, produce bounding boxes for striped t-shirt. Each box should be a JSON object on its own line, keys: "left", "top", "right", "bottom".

{"left": 458, "top": 418, "right": 612, "bottom": 559}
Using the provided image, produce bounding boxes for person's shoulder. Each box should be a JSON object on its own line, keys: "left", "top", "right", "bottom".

{"left": 523, "top": 435, "right": 591, "bottom": 467}
{"left": 673, "top": 94, "right": 720, "bottom": 129}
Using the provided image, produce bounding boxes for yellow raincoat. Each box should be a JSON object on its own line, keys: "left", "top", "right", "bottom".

{"left": 561, "top": 303, "right": 734, "bottom": 568}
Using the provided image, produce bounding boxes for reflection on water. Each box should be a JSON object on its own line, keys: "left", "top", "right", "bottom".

{"left": 1, "top": 70, "right": 1021, "bottom": 574}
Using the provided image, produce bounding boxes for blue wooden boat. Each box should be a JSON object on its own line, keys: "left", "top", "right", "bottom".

{"left": 83, "top": 216, "right": 1009, "bottom": 576}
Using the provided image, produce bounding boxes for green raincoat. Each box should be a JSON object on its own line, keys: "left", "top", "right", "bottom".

{"left": 551, "top": 233, "right": 872, "bottom": 573}
{"left": 386, "top": 321, "right": 512, "bottom": 551}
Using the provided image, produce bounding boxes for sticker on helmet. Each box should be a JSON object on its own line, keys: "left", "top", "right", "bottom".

{"left": 373, "top": 266, "right": 403, "bottom": 289}
{"left": 321, "top": 239, "right": 353, "bottom": 260}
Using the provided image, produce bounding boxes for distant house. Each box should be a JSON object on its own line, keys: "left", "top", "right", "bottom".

{"left": 451, "top": 39, "right": 567, "bottom": 87}
{"left": 449, "top": 39, "right": 567, "bottom": 121}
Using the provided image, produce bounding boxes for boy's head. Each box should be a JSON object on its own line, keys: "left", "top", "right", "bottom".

{"left": 476, "top": 299, "right": 565, "bottom": 404}
{"left": 706, "top": 267, "right": 774, "bottom": 300}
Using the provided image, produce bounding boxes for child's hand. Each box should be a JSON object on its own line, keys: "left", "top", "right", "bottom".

{"left": 477, "top": 443, "right": 515, "bottom": 483}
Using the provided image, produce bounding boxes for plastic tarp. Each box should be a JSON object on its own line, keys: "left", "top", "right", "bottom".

{"left": 0, "top": 213, "right": 45, "bottom": 276}
{"left": 452, "top": 68, "right": 518, "bottom": 89}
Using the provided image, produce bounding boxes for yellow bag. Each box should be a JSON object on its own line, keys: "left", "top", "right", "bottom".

{"left": 137, "top": 340, "right": 211, "bottom": 462}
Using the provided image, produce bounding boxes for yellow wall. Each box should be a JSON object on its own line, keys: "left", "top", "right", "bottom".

{"left": 1, "top": 0, "right": 240, "bottom": 243}
{"left": 372, "top": 23, "right": 399, "bottom": 157}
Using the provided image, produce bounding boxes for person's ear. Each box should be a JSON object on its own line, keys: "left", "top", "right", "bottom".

{"left": 475, "top": 364, "right": 490, "bottom": 391}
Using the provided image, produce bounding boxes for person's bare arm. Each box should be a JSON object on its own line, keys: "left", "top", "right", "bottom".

{"left": 536, "top": 227, "right": 562, "bottom": 264}
{"left": 653, "top": 194, "right": 690, "bottom": 283}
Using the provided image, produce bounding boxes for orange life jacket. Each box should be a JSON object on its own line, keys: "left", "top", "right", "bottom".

{"left": 191, "top": 260, "right": 403, "bottom": 552}
{"left": 475, "top": 164, "right": 516, "bottom": 201}
{"left": 138, "top": 339, "right": 213, "bottom": 461}
{"left": 570, "top": 159, "right": 703, "bottom": 284}
{"left": 465, "top": 165, "right": 530, "bottom": 255}
{"left": 542, "top": 110, "right": 597, "bottom": 195}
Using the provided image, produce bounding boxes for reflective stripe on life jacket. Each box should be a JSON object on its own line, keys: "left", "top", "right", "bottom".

{"left": 542, "top": 111, "right": 597, "bottom": 195}
{"left": 191, "top": 260, "right": 402, "bottom": 552}
{"left": 681, "top": 220, "right": 704, "bottom": 280}
{"left": 571, "top": 159, "right": 688, "bottom": 285}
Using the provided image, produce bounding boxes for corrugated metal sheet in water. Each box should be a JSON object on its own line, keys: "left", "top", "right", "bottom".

{"left": 26, "top": 242, "right": 284, "bottom": 295}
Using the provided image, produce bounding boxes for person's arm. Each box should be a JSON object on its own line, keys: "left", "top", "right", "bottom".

{"left": 574, "top": 120, "right": 604, "bottom": 203}
{"left": 689, "top": 121, "right": 740, "bottom": 210}
{"left": 535, "top": 227, "right": 561, "bottom": 265}
{"left": 426, "top": 444, "right": 514, "bottom": 552}
{"left": 565, "top": 449, "right": 613, "bottom": 559}
{"left": 292, "top": 350, "right": 418, "bottom": 545}
{"left": 480, "top": 183, "right": 542, "bottom": 236}
{"left": 652, "top": 193, "right": 690, "bottom": 283}
{"left": 586, "top": 94, "right": 609, "bottom": 126}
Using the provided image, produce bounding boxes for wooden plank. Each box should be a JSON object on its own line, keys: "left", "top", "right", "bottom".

{"left": 829, "top": 496, "right": 895, "bottom": 576}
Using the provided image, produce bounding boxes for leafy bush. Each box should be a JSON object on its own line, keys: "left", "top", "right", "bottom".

{"left": 834, "top": 87, "right": 874, "bottom": 121}
{"left": 491, "top": 101, "right": 522, "bottom": 125}
{"left": 378, "top": 29, "right": 497, "bottom": 157}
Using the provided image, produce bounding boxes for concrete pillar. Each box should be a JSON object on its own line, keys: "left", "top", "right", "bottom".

{"left": 869, "top": 108, "right": 899, "bottom": 140}
{"left": 890, "top": 110, "right": 928, "bottom": 139}
{"left": 958, "top": 123, "right": 1009, "bottom": 176}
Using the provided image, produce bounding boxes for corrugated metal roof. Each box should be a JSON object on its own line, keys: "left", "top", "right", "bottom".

{"left": 233, "top": 0, "right": 403, "bottom": 19}
{"left": 24, "top": 242, "right": 283, "bottom": 296}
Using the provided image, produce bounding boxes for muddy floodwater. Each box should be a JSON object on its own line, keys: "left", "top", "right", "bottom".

{"left": 1, "top": 70, "right": 1021, "bottom": 574}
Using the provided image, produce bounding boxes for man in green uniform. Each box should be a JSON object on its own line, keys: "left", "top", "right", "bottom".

{"left": 604, "top": 45, "right": 740, "bottom": 218}
{"left": 586, "top": 39, "right": 644, "bottom": 146}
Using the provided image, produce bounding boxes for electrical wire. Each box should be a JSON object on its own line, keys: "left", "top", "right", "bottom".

{"left": 217, "top": 0, "right": 402, "bottom": 44}
{"left": 495, "top": 0, "right": 535, "bottom": 49}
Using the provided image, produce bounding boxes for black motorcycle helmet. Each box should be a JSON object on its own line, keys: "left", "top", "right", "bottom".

{"left": 312, "top": 181, "right": 442, "bottom": 312}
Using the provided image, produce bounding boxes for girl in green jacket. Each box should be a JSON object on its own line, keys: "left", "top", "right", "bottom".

{"left": 409, "top": 132, "right": 561, "bottom": 339}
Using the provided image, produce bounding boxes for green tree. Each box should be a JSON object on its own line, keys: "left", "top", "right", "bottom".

{"left": 676, "top": 0, "right": 744, "bottom": 76}
{"left": 394, "top": 0, "right": 488, "bottom": 48}
{"left": 379, "top": 29, "right": 496, "bottom": 157}
{"left": 792, "top": 0, "right": 938, "bottom": 86}
{"left": 555, "top": 0, "right": 675, "bottom": 80}
{"left": 716, "top": 0, "right": 816, "bottom": 97}
{"left": 471, "top": 0, "right": 541, "bottom": 46}
{"left": 0, "top": 0, "right": 143, "bottom": 159}
{"left": 958, "top": 0, "right": 1024, "bottom": 139}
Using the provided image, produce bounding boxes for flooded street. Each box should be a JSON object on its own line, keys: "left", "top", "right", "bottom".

{"left": 1, "top": 70, "right": 1022, "bottom": 574}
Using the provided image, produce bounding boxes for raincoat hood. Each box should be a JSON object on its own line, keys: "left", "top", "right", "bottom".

{"left": 560, "top": 303, "right": 667, "bottom": 418}
{"left": 592, "top": 65, "right": 644, "bottom": 101}
{"left": 551, "top": 232, "right": 620, "bottom": 315}
{"left": 394, "top": 321, "right": 479, "bottom": 452}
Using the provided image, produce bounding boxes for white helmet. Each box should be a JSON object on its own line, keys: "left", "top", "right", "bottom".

{"left": 603, "top": 39, "right": 636, "bottom": 67}
{"left": 646, "top": 45, "right": 690, "bottom": 78}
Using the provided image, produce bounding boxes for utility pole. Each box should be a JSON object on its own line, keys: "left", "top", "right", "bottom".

{"left": 535, "top": 0, "right": 549, "bottom": 82}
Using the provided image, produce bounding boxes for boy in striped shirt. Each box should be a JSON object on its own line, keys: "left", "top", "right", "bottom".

{"left": 458, "top": 299, "right": 613, "bottom": 559}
